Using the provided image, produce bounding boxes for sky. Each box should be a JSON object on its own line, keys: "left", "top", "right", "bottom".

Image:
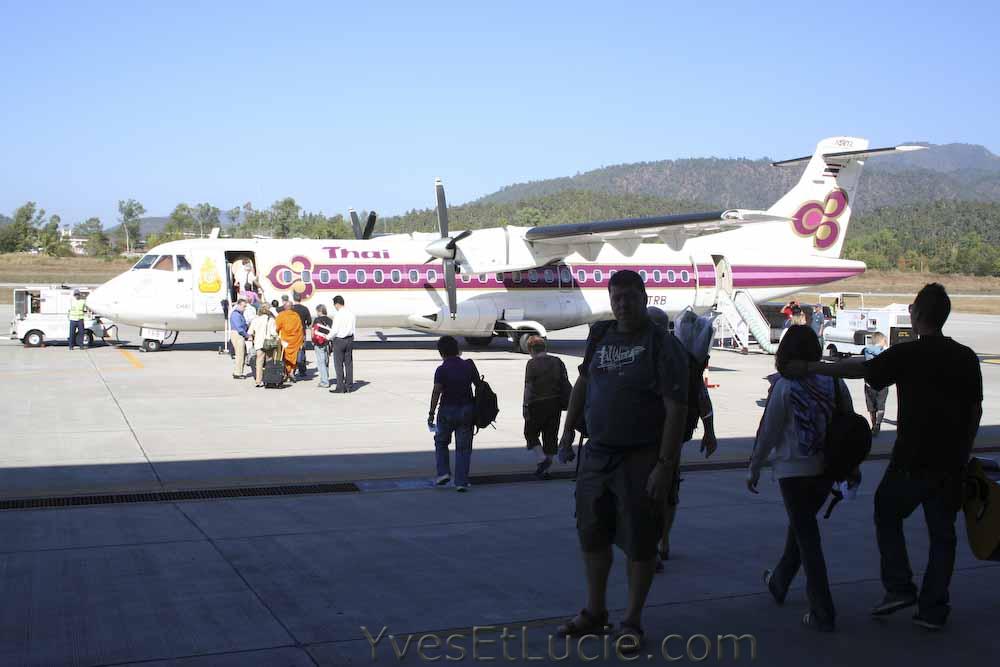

{"left": 2, "top": 0, "right": 999, "bottom": 228}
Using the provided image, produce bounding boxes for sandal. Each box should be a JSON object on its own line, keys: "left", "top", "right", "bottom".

{"left": 612, "top": 623, "right": 645, "bottom": 655}
{"left": 556, "top": 608, "right": 610, "bottom": 637}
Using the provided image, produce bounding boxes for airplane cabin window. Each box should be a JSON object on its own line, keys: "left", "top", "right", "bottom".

{"left": 667, "top": 270, "right": 676, "bottom": 283}
{"left": 478, "top": 274, "right": 487, "bottom": 283}
{"left": 132, "top": 254, "right": 158, "bottom": 270}
{"left": 338, "top": 270, "right": 348, "bottom": 283}
{"left": 495, "top": 272, "right": 504, "bottom": 283}
{"left": 461, "top": 273, "right": 471, "bottom": 283}
{"left": 355, "top": 269, "right": 366, "bottom": 283}
{"left": 513, "top": 271, "right": 522, "bottom": 283}
{"left": 680, "top": 270, "right": 690, "bottom": 283}
{"left": 152, "top": 255, "right": 174, "bottom": 271}
{"left": 543, "top": 269, "right": 554, "bottom": 283}
{"left": 428, "top": 269, "right": 438, "bottom": 282}
{"left": 409, "top": 270, "right": 419, "bottom": 283}
{"left": 639, "top": 270, "right": 648, "bottom": 282}
{"left": 594, "top": 269, "right": 604, "bottom": 283}
{"left": 176, "top": 255, "right": 192, "bottom": 271}
{"left": 577, "top": 269, "right": 586, "bottom": 283}
{"left": 528, "top": 270, "right": 538, "bottom": 283}
{"left": 373, "top": 269, "right": 384, "bottom": 284}
{"left": 318, "top": 269, "right": 331, "bottom": 283}
{"left": 653, "top": 270, "right": 662, "bottom": 283}
{"left": 560, "top": 268, "right": 571, "bottom": 284}
{"left": 391, "top": 269, "right": 401, "bottom": 283}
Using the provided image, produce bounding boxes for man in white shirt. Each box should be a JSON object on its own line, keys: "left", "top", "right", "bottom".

{"left": 329, "top": 295, "right": 357, "bottom": 394}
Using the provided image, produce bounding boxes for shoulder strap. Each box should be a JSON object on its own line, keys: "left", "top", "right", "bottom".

{"left": 582, "top": 321, "right": 615, "bottom": 373}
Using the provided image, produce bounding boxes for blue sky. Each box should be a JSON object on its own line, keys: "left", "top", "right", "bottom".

{"left": 1, "top": 0, "right": 998, "bottom": 228}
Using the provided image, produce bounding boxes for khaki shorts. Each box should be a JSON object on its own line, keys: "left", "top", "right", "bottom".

{"left": 575, "top": 445, "right": 662, "bottom": 561}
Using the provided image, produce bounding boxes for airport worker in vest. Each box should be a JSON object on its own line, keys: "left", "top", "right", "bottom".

{"left": 68, "top": 289, "right": 89, "bottom": 350}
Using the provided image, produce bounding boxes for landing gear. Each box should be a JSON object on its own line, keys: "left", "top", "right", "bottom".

{"left": 143, "top": 339, "right": 162, "bottom": 353}
{"left": 139, "top": 327, "right": 176, "bottom": 353}
{"left": 464, "top": 335, "right": 494, "bottom": 348}
{"left": 513, "top": 327, "right": 542, "bottom": 354}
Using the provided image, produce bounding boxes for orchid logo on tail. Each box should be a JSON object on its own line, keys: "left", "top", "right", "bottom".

{"left": 792, "top": 189, "right": 848, "bottom": 250}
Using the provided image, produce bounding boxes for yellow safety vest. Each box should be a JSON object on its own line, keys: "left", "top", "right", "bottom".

{"left": 68, "top": 298, "right": 87, "bottom": 320}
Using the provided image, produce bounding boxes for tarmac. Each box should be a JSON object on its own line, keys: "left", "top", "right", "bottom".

{"left": 1, "top": 305, "right": 999, "bottom": 665}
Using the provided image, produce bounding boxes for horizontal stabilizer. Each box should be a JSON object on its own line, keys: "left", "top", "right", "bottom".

{"left": 772, "top": 144, "right": 926, "bottom": 167}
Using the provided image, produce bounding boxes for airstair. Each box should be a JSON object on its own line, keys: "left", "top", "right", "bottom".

{"left": 714, "top": 289, "right": 779, "bottom": 354}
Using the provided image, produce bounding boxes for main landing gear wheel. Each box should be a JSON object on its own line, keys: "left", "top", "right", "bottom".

{"left": 143, "top": 339, "right": 162, "bottom": 353}
{"left": 515, "top": 328, "right": 541, "bottom": 355}
{"left": 84, "top": 331, "right": 95, "bottom": 347}
{"left": 464, "top": 335, "right": 494, "bottom": 348}
{"left": 23, "top": 330, "right": 43, "bottom": 347}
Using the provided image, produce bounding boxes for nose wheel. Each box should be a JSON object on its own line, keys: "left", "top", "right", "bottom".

{"left": 142, "top": 339, "right": 162, "bottom": 353}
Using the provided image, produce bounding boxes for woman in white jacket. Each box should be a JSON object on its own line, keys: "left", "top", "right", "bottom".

{"left": 247, "top": 303, "right": 278, "bottom": 387}
{"left": 748, "top": 325, "right": 852, "bottom": 632}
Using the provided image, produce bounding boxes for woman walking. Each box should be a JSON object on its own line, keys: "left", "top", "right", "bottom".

{"left": 747, "top": 325, "right": 852, "bottom": 632}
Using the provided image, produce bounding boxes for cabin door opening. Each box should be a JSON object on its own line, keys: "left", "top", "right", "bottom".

{"left": 224, "top": 251, "right": 260, "bottom": 304}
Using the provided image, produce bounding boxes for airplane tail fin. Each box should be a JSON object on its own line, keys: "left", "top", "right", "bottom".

{"left": 766, "top": 137, "right": 924, "bottom": 258}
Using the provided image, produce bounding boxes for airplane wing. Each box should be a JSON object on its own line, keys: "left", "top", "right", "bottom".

{"left": 523, "top": 208, "right": 791, "bottom": 255}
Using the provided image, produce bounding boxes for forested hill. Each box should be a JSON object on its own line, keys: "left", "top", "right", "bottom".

{"left": 380, "top": 190, "right": 1000, "bottom": 276}
{"left": 475, "top": 143, "right": 1000, "bottom": 213}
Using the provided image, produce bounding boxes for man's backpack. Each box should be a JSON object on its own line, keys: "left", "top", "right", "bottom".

{"left": 822, "top": 378, "right": 873, "bottom": 517}
{"left": 471, "top": 363, "right": 500, "bottom": 434}
{"left": 312, "top": 320, "right": 331, "bottom": 347}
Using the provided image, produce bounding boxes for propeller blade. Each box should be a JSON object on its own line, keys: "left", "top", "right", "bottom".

{"left": 362, "top": 211, "right": 378, "bottom": 240}
{"left": 349, "top": 209, "right": 362, "bottom": 239}
{"left": 434, "top": 178, "right": 449, "bottom": 239}
{"left": 446, "top": 229, "right": 472, "bottom": 250}
{"left": 445, "top": 260, "right": 457, "bottom": 319}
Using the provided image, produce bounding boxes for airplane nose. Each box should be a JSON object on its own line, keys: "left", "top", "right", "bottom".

{"left": 86, "top": 285, "right": 115, "bottom": 317}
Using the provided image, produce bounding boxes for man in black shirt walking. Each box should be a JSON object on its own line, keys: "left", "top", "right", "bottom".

{"left": 784, "top": 283, "right": 983, "bottom": 630}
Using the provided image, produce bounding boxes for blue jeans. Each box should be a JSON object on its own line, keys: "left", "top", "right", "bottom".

{"left": 69, "top": 320, "right": 84, "bottom": 348}
{"left": 435, "top": 403, "right": 475, "bottom": 486}
{"left": 314, "top": 344, "right": 330, "bottom": 385}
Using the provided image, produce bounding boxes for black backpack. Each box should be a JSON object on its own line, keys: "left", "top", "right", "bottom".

{"left": 822, "top": 379, "right": 873, "bottom": 517}
{"left": 471, "top": 362, "right": 499, "bottom": 434}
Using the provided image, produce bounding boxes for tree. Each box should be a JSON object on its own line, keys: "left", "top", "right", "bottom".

{"left": 227, "top": 206, "right": 241, "bottom": 228}
{"left": 38, "top": 216, "right": 71, "bottom": 256}
{"left": 75, "top": 217, "right": 111, "bottom": 256}
{"left": 271, "top": 197, "right": 301, "bottom": 238}
{"left": 194, "top": 203, "right": 220, "bottom": 237}
{"left": 118, "top": 199, "right": 146, "bottom": 254}
{"left": 0, "top": 202, "right": 46, "bottom": 252}
{"left": 166, "top": 203, "right": 195, "bottom": 237}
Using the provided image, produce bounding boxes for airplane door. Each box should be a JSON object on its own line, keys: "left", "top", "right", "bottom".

{"left": 174, "top": 253, "right": 195, "bottom": 318}
{"left": 712, "top": 255, "right": 733, "bottom": 295}
{"left": 190, "top": 249, "right": 227, "bottom": 317}
{"left": 691, "top": 252, "right": 717, "bottom": 309}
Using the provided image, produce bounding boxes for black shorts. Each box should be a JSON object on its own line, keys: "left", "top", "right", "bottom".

{"left": 864, "top": 383, "right": 888, "bottom": 413}
{"left": 575, "top": 444, "right": 661, "bottom": 561}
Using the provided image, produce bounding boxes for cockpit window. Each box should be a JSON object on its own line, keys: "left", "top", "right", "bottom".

{"left": 132, "top": 254, "right": 158, "bottom": 270}
{"left": 152, "top": 255, "right": 174, "bottom": 271}
{"left": 176, "top": 255, "right": 192, "bottom": 270}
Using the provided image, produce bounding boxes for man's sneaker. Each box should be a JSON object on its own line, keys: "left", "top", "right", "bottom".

{"left": 912, "top": 614, "right": 945, "bottom": 631}
{"left": 434, "top": 475, "right": 451, "bottom": 486}
{"left": 871, "top": 592, "right": 918, "bottom": 616}
{"left": 534, "top": 458, "right": 553, "bottom": 479}
{"left": 456, "top": 484, "right": 471, "bottom": 493}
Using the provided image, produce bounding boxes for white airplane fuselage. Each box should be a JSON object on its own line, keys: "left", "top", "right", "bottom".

{"left": 86, "top": 226, "right": 865, "bottom": 336}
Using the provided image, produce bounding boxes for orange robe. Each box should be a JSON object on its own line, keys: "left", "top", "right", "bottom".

{"left": 275, "top": 309, "right": 304, "bottom": 375}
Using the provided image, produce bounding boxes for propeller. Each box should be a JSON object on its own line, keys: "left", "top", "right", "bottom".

{"left": 424, "top": 178, "right": 471, "bottom": 319}
{"left": 362, "top": 211, "right": 378, "bottom": 240}
{"left": 349, "top": 209, "right": 362, "bottom": 239}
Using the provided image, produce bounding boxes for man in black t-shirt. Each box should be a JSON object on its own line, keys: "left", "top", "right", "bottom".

{"left": 554, "top": 270, "right": 689, "bottom": 653}
{"left": 291, "top": 292, "right": 313, "bottom": 379}
{"left": 785, "top": 283, "right": 983, "bottom": 630}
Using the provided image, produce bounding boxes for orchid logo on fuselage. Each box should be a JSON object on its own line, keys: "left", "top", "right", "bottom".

{"left": 791, "top": 189, "right": 848, "bottom": 250}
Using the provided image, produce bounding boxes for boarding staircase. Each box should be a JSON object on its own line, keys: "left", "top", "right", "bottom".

{"left": 713, "top": 289, "right": 779, "bottom": 354}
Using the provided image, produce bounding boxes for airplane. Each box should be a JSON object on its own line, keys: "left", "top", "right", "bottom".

{"left": 84, "top": 136, "right": 923, "bottom": 353}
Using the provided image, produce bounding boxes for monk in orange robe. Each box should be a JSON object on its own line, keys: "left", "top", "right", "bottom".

{"left": 275, "top": 303, "right": 304, "bottom": 379}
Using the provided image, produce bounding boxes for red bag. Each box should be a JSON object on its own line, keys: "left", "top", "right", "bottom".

{"left": 312, "top": 321, "right": 331, "bottom": 346}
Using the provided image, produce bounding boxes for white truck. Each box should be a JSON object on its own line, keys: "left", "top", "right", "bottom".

{"left": 820, "top": 292, "right": 915, "bottom": 357}
{"left": 10, "top": 285, "right": 107, "bottom": 347}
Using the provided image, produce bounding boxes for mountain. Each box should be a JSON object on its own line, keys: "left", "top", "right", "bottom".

{"left": 474, "top": 143, "right": 1000, "bottom": 214}
{"left": 104, "top": 216, "right": 171, "bottom": 240}
{"left": 0, "top": 214, "right": 11, "bottom": 227}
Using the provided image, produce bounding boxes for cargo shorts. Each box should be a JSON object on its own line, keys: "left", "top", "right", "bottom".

{"left": 575, "top": 444, "right": 662, "bottom": 561}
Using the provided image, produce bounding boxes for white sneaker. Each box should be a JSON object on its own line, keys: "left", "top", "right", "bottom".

{"left": 456, "top": 483, "right": 471, "bottom": 492}
{"left": 434, "top": 474, "right": 451, "bottom": 486}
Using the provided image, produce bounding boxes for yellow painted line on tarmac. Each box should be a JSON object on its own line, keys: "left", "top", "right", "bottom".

{"left": 118, "top": 349, "right": 144, "bottom": 369}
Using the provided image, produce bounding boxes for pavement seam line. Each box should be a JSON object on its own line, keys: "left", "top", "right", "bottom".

{"left": 88, "top": 644, "right": 306, "bottom": 667}
{"left": 172, "top": 501, "right": 316, "bottom": 663}
{"left": 85, "top": 349, "right": 165, "bottom": 488}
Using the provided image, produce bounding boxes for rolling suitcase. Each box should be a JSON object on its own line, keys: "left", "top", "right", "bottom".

{"left": 263, "top": 349, "right": 284, "bottom": 388}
